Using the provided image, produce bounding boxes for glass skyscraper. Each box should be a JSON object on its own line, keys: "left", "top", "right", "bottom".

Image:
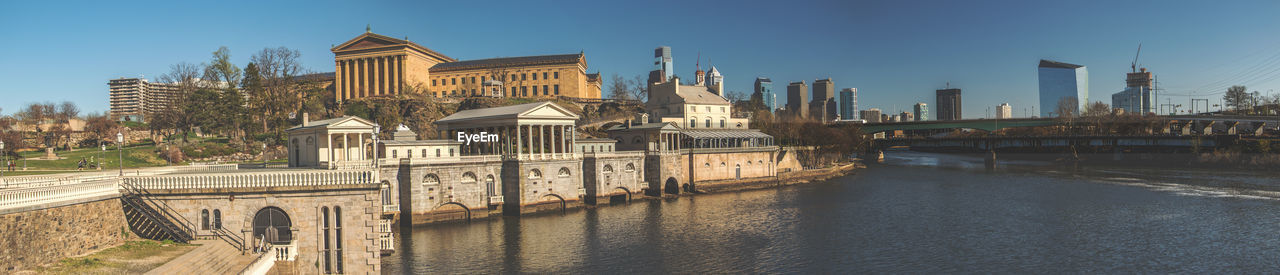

{"left": 1037, "top": 59, "right": 1088, "bottom": 117}
{"left": 839, "top": 88, "right": 857, "bottom": 120}
{"left": 755, "top": 77, "right": 775, "bottom": 113}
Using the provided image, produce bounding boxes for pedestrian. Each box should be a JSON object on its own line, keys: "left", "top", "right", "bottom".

{"left": 77, "top": 159, "right": 85, "bottom": 171}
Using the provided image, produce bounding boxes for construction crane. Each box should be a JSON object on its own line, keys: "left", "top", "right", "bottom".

{"left": 1131, "top": 43, "right": 1142, "bottom": 73}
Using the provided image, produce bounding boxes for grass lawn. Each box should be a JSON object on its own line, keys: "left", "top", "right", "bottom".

{"left": 34, "top": 240, "right": 197, "bottom": 275}
{"left": 12, "top": 144, "right": 169, "bottom": 171}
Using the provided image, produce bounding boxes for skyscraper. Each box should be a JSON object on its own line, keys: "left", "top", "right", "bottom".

{"left": 787, "top": 81, "right": 808, "bottom": 119}
{"left": 705, "top": 66, "right": 724, "bottom": 96}
{"left": 754, "top": 77, "right": 775, "bottom": 113}
{"left": 996, "top": 103, "right": 1012, "bottom": 119}
{"left": 860, "top": 108, "right": 882, "bottom": 123}
{"left": 913, "top": 102, "right": 928, "bottom": 121}
{"left": 936, "top": 87, "right": 962, "bottom": 121}
{"left": 648, "top": 46, "right": 673, "bottom": 88}
{"left": 809, "top": 78, "right": 837, "bottom": 122}
{"left": 839, "top": 88, "right": 858, "bottom": 120}
{"left": 1038, "top": 59, "right": 1089, "bottom": 117}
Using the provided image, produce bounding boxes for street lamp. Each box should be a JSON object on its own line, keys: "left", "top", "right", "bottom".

{"left": 116, "top": 132, "right": 124, "bottom": 176}
{"left": 262, "top": 143, "right": 267, "bottom": 167}
{"left": 100, "top": 144, "right": 105, "bottom": 171}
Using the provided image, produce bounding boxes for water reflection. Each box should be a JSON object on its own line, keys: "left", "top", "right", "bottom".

{"left": 384, "top": 151, "right": 1280, "bottom": 273}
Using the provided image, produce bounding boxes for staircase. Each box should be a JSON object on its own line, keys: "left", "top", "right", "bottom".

{"left": 119, "top": 179, "right": 245, "bottom": 250}
{"left": 146, "top": 240, "right": 257, "bottom": 275}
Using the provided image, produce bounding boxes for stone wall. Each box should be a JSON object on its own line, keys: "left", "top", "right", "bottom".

{"left": 144, "top": 184, "right": 383, "bottom": 274}
{"left": 504, "top": 159, "right": 585, "bottom": 214}
{"left": 387, "top": 159, "right": 505, "bottom": 225}
{"left": 683, "top": 150, "right": 776, "bottom": 183}
{"left": 582, "top": 154, "right": 645, "bottom": 205}
{"left": 0, "top": 198, "right": 133, "bottom": 272}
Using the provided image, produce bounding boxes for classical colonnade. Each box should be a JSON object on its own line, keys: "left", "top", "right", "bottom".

{"left": 444, "top": 124, "right": 577, "bottom": 159}
{"left": 336, "top": 55, "right": 404, "bottom": 101}
{"left": 321, "top": 132, "right": 374, "bottom": 164}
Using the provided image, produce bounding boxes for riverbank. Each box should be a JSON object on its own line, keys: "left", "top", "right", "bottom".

{"left": 22, "top": 240, "right": 195, "bottom": 275}
{"left": 693, "top": 162, "right": 862, "bottom": 194}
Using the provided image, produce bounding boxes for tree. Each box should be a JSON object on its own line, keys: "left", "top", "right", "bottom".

{"left": 242, "top": 62, "right": 264, "bottom": 137}
{"left": 627, "top": 74, "right": 648, "bottom": 102}
{"left": 1054, "top": 97, "right": 1079, "bottom": 118}
{"left": 725, "top": 90, "right": 746, "bottom": 104}
{"left": 606, "top": 73, "right": 631, "bottom": 100}
{"left": 249, "top": 47, "right": 304, "bottom": 143}
{"left": 201, "top": 46, "right": 247, "bottom": 143}
{"left": 157, "top": 62, "right": 205, "bottom": 143}
{"left": 1082, "top": 101, "right": 1111, "bottom": 117}
{"left": 1224, "top": 85, "right": 1249, "bottom": 113}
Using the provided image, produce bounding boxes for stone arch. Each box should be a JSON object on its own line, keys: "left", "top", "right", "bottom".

{"left": 252, "top": 206, "right": 292, "bottom": 244}
{"left": 461, "top": 172, "right": 477, "bottom": 183}
{"left": 558, "top": 167, "right": 571, "bottom": 177}
{"left": 602, "top": 164, "right": 613, "bottom": 174}
{"left": 537, "top": 194, "right": 567, "bottom": 212}
{"left": 664, "top": 177, "right": 679, "bottom": 195}
{"left": 423, "top": 173, "right": 440, "bottom": 185}
{"left": 431, "top": 202, "right": 471, "bottom": 222}
{"left": 528, "top": 169, "right": 542, "bottom": 179}
{"left": 609, "top": 186, "right": 632, "bottom": 204}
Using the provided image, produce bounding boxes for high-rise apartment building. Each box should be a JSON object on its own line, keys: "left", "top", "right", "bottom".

{"left": 1038, "top": 59, "right": 1089, "bottom": 117}
{"left": 936, "top": 88, "right": 962, "bottom": 121}
{"left": 996, "top": 103, "right": 1012, "bottom": 119}
{"left": 899, "top": 111, "right": 914, "bottom": 122}
{"left": 839, "top": 88, "right": 858, "bottom": 120}
{"left": 787, "top": 81, "right": 808, "bottom": 119}
{"left": 754, "top": 77, "right": 775, "bottom": 113}
{"left": 108, "top": 77, "right": 179, "bottom": 122}
{"left": 913, "top": 102, "right": 928, "bottom": 121}
{"left": 860, "top": 108, "right": 882, "bottom": 123}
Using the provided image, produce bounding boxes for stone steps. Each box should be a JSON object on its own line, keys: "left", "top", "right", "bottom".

{"left": 147, "top": 240, "right": 257, "bottom": 275}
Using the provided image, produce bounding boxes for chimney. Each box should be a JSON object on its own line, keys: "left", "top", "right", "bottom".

{"left": 302, "top": 113, "right": 310, "bottom": 127}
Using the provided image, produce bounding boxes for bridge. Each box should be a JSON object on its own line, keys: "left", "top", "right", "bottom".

{"left": 857, "top": 115, "right": 1280, "bottom": 135}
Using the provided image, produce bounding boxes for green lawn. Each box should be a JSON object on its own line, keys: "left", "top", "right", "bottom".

{"left": 12, "top": 144, "right": 169, "bottom": 171}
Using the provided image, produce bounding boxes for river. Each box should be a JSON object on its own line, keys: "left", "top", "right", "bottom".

{"left": 382, "top": 151, "right": 1280, "bottom": 273}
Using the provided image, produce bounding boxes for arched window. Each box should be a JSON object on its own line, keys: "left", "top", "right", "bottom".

{"left": 252, "top": 207, "right": 292, "bottom": 244}
{"left": 633, "top": 137, "right": 643, "bottom": 144}
{"left": 529, "top": 169, "right": 542, "bottom": 179}
{"left": 603, "top": 165, "right": 614, "bottom": 174}
{"left": 424, "top": 174, "right": 440, "bottom": 185}
{"left": 758, "top": 160, "right": 764, "bottom": 165}
{"left": 461, "top": 172, "right": 477, "bottom": 183}
{"left": 558, "top": 167, "right": 571, "bottom": 177}
{"left": 720, "top": 162, "right": 726, "bottom": 167}
{"left": 306, "top": 137, "right": 314, "bottom": 145}
{"left": 201, "top": 209, "right": 210, "bottom": 230}
{"left": 321, "top": 207, "right": 331, "bottom": 272}
{"left": 485, "top": 175, "right": 496, "bottom": 196}
{"left": 704, "top": 163, "right": 710, "bottom": 168}
{"left": 213, "top": 209, "right": 222, "bottom": 230}
{"left": 334, "top": 206, "right": 344, "bottom": 274}
{"left": 625, "top": 163, "right": 635, "bottom": 172}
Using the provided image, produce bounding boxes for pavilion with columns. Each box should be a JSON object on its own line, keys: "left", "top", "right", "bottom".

{"left": 285, "top": 115, "right": 379, "bottom": 169}
{"left": 433, "top": 102, "right": 581, "bottom": 160}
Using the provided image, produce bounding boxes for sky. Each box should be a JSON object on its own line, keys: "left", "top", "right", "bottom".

{"left": 2, "top": 0, "right": 1280, "bottom": 119}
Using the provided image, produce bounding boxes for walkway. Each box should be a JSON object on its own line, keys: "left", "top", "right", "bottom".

{"left": 146, "top": 240, "right": 257, "bottom": 275}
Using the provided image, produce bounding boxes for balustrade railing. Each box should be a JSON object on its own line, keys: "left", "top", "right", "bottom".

{"left": 122, "top": 170, "right": 375, "bottom": 190}
{"left": 378, "top": 219, "right": 395, "bottom": 253}
{"left": 0, "top": 180, "right": 118, "bottom": 211}
{"left": 583, "top": 151, "right": 644, "bottom": 158}
{"left": 488, "top": 195, "right": 504, "bottom": 205}
{"left": 382, "top": 204, "right": 399, "bottom": 213}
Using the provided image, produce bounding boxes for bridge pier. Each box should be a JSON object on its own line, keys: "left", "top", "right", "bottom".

{"left": 1200, "top": 120, "right": 1216, "bottom": 135}
{"left": 1225, "top": 121, "right": 1240, "bottom": 135}
{"left": 984, "top": 150, "right": 996, "bottom": 169}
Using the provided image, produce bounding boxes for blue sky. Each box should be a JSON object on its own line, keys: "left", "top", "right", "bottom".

{"left": 2, "top": 0, "right": 1279, "bottom": 118}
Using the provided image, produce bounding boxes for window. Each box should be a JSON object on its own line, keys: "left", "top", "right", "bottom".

{"left": 689, "top": 119, "right": 696, "bottom": 128}
{"left": 481, "top": 76, "right": 486, "bottom": 82}
{"left": 510, "top": 87, "right": 517, "bottom": 97}
{"left": 449, "top": 148, "right": 455, "bottom": 156}
{"left": 201, "top": 209, "right": 210, "bottom": 230}
{"left": 705, "top": 119, "right": 711, "bottom": 128}
{"left": 432, "top": 79, "right": 437, "bottom": 86}
{"left": 704, "top": 163, "right": 710, "bottom": 168}
{"left": 706, "top": 106, "right": 711, "bottom": 112}
{"left": 633, "top": 137, "right": 643, "bottom": 144}
{"left": 625, "top": 163, "right": 635, "bottom": 172}
{"left": 436, "top": 149, "right": 441, "bottom": 157}
{"left": 554, "top": 85, "right": 560, "bottom": 95}
{"left": 471, "top": 77, "right": 476, "bottom": 84}
{"left": 213, "top": 209, "right": 222, "bottom": 230}
{"left": 720, "top": 119, "right": 725, "bottom": 128}
{"left": 521, "top": 86, "right": 528, "bottom": 96}
{"left": 533, "top": 73, "right": 538, "bottom": 80}
{"left": 334, "top": 206, "right": 344, "bottom": 274}
{"left": 602, "top": 165, "right": 614, "bottom": 174}
{"left": 407, "top": 150, "right": 412, "bottom": 158}
{"left": 543, "top": 85, "right": 548, "bottom": 95}
{"left": 690, "top": 106, "right": 696, "bottom": 112}
{"left": 554, "top": 72, "right": 559, "bottom": 79}
{"left": 521, "top": 73, "right": 527, "bottom": 81}
{"left": 533, "top": 86, "right": 538, "bottom": 95}
{"left": 720, "top": 162, "right": 726, "bottom": 167}
{"left": 721, "top": 107, "right": 726, "bottom": 113}
{"left": 462, "top": 172, "right": 477, "bottom": 183}
{"left": 461, "top": 77, "right": 466, "bottom": 85}
{"left": 558, "top": 167, "right": 571, "bottom": 177}
{"left": 424, "top": 174, "right": 440, "bottom": 185}
{"left": 451, "top": 78, "right": 456, "bottom": 85}
{"left": 321, "top": 207, "right": 331, "bottom": 273}
{"left": 391, "top": 150, "right": 397, "bottom": 158}
{"left": 421, "top": 149, "right": 427, "bottom": 157}
{"left": 528, "top": 169, "right": 542, "bottom": 179}
{"left": 485, "top": 175, "right": 496, "bottom": 196}
{"left": 471, "top": 89, "right": 476, "bottom": 95}
{"left": 542, "top": 72, "right": 548, "bottom": 80}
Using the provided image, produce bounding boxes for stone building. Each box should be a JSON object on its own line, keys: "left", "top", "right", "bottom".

{"left": 284, "top": 115, "right": 379, "bottom": 169}
{"left": 645, "top": 78, "right": 748, "bottom": 129}
{"left": 332, "top": 30, "right": 602, "bottom": 102}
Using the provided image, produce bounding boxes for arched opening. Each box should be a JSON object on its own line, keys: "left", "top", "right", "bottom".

{"left": 431, "top": 202, "right": 471, "bottom": 222}
{"left": 735, "top": 164, "right": 741, "bottom": 179}
{"left": 609, "top": 187, "right": 631, "bottom": 204}
{"left": 664, "top": 177, "right": 679, "bottom": 195}
{"left": 538, "top": 194, "right": 567, "bottom": 212}
{"left": 252, "top": 207, "right": 292, "bottom": 244}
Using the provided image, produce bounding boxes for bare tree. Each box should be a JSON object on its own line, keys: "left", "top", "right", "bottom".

{"left": 1223, "top": 85, "right": 1249, "bottom": 113}
{"left": 607, "top": 73, "right": 631, "bottom": 100}
{"left": 487, "top": 66, "right": 523, "bottom": 98}
{"left": 250, "top": 47, "right": 304, "bottom": 141}
{"left": 1081, "top": 101, "right": 1110, "bottom": 117}
{"left": 627, "top": 74, "right": 648, "bottom": 103}
{"left": 158, "top": 62, "right": 205, "bottom": 142}
{"left": 725, "top": 90, "right": 746, "bottom": 104}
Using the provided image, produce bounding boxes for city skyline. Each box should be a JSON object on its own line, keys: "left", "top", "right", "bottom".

{"left": 3, "top": 0, "right": 1280, "bottom": 119}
